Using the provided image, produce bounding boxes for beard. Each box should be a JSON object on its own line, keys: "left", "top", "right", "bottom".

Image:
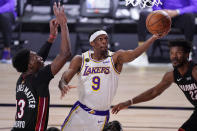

{"left": 173, "top": 62, "right": 184, "bottom": 68}
{"left": 172, "top": 59, "right": 185, "bottom": 69}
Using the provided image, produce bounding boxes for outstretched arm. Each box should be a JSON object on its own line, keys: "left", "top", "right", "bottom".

{"left": 112, "top": 71, "right": 174, "bottom": 114}
{"left": 58, "top": 55, "right": 82, "bottom": 98}
{"left": 51, "top": 3, "right": 71, "bottom": 76}
{"left": 114, "top": 35, "right": 161, "bottom": 66}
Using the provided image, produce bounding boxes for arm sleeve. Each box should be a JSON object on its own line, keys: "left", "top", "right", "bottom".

{"left": 37, "top": 41, "right": 52, "bottom": 61}
{"left": 0, "top": 0, "right": 15, "bottom": 14}
{"left": 177, "top": 0, "right": 197, "bottom": 15}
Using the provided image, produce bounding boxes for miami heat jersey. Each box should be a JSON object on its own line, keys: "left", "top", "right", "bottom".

{"left": 77, "top": 50, "right": 119, "bottom": 110}
{"left": 13, "top": 65, "right": 54, "bottom": 131}
{"left": 174, "top": 61, "right": 197, "bottom": 106}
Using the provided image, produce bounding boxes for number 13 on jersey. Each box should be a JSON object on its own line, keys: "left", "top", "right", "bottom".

{"left": 92, "top": 76, "right": 101, "bottom": 91}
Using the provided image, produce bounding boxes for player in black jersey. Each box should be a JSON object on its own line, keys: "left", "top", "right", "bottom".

{"left": 11, "top": 3, "right": 71, "bottom": 131}
{"left": 112, "top": 39, "right": 197, "bottom": 131}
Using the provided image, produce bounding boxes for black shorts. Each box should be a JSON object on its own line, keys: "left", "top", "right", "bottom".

{"left": 180, "top": 108, "right": 197, "bottom": 131}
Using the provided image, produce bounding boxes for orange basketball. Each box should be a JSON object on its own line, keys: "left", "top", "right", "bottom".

{"left": 146, "top": 10, "right": 171, "bottom": 35}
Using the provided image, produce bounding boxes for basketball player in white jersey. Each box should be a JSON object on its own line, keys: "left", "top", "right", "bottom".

{"left": 58, "top": 30, "right": 166, "bottom": 131}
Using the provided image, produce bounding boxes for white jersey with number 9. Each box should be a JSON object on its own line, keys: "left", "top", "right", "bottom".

{"left": 77, "top": 50, "right": 119, "bottom": 111}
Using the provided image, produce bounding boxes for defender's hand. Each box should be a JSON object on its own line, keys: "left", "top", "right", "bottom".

{"left": 53, "top": 2, "right": 67, "bottom": 26}
{"left": 49, "top": 19, "right": 58, "bottom": 37}
{"left": 112, "top": 100, "right": 131, "bottom": 114}
{"left": 58, "top": 80, "right": 76, "bottom": 99}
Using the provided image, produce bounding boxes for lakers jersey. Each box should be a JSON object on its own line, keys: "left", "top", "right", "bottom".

{"left": 77, "top": 50, "right": 120, "bottom": 111}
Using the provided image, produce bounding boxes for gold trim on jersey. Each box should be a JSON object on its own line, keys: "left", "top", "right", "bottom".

{"left": 61, "top": 106, "right": 80, "bottom": 130}
{"left": 77, "top": 54, "right": 85, "bottom": 75}
{"left": 89, "top": 50, "right": 108, "bottom": 63}
{"left": 110, "top": 56, "right": 120, "bottom": 74}
{"left": 102, "top": 116, "right": 108, "bottom": 130}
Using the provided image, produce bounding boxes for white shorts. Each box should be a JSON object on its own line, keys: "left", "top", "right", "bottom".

{"left": 61, "top": 101, "right": 109, "bottom": 131}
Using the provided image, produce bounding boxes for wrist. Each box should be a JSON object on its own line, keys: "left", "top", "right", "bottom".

{"left": 59, "top": 78, "right": 67, "bottom": 90}
{"left": 129, "top": 99, "right": 133, "bottom": 106}
{"left": 60, "top": 23, "right": 67, "bottom": 28}
{"left": 152, "top": 35, "right": 158, "bottom": 40}
{"left": 48, "top": 34, "right": 57, "bottom": 43}
{"left": 176, "top": 9, "right": 180, "bottom": 15}
{"left": 49, "top": 34, "right": 57, "bottom": 39}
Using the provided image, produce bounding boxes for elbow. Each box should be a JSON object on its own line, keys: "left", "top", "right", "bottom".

{"left": 60, "top": 50, "right": 72, "bottom": 59}
{"left": 151, "top": 89, "right": 161, "bottom": 99}
{"left": 65, "top": 50, "right": 72, "bottom": 59}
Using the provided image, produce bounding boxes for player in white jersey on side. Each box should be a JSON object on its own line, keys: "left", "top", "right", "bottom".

{"left": 58, "top": 29, "right": 166, "bottom": 131}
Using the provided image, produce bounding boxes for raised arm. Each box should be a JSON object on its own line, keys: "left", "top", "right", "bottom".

{"left": 37, "top": 19, "right": 58, "bottom": 61}
{"left": 112, "top": 71, "right": 174, "bottom": 114}
{"left": 51, "top": 3, "right": 71, "bottom": 76}
{"left": 113, "top": 35, "right": 159, "bottom": 66}
{"left": 58, "top": 55, "right": 82, "bottom": 98}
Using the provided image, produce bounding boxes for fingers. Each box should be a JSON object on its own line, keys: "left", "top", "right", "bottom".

{"left": 53, "top": 2, "right": 61, "bottom": 16}
{"left": 60, "top": 5, "right": 64, "bottom": 13}
{"left": 111, "top": 101, "right": 131, "bottom": 114}
{"left": 60, "top": 90, "right": 65, "bottom": 99}
{"left": 153, "top": 30, "right": 169, "bottom": 39}
{"left": 53, "top": 20, "right": 58, "bottom": 28}
{"left": 58, "top": 2, "right": 61, "bottom": 9}
{"left": 50, "top": 19, "right": 57, "bottom": 26}
{"left": 49, "top": 19, "right": 58, "bottom": 36}
{"left": 111, "top": 105, "right": 120, "bottom": 114}
{"left": 60, "top": 85, "right": 69, "bottom": 99}
{"left": 69, "top": 85, "right": 77, "bottom": 89}
{"left": 53, "top": 2, "right": 67, "bottom": 25}
{"left": 158, "top": 30, "right": 169, "bottom": 38}
{"left": 53, "top": 2, "right": 58, "bottom": 16}
{"left": 60, "top": 85, "right": 77, "bottom": 99}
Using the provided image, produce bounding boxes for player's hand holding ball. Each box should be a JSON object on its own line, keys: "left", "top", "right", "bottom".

{"left": 146, "top": 10, "right": 171, "bottom": 38}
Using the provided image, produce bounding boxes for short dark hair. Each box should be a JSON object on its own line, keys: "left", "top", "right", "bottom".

{"left": 103, "top": 120, "right": 122, "bottom": 131}
{"left": 168, "top": 39, "right": 192, "bottom": 53}
{"left": 12, "top": 49, "right": 30, "bottom": 73}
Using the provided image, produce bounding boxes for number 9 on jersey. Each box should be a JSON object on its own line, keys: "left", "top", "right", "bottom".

{"left": 92, "top": 76, "right": 101, "bottom": 91}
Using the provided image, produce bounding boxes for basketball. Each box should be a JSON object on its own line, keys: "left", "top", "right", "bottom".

{"left": 146, "top": 10, "right": 171, "bottom": 35}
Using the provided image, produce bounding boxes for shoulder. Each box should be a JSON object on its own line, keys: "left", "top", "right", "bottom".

{"left": 71, "top": 55, "right": 82, "bottom": 62}
{"left": 113, "top": 49, "right": 134, "bottom": 58}
{"left": 192, "top": 65, "right": 197, "bottom": 80}
{"left": 69, "top": 55, "right": 83, "bottom": 70}
{"left": 37, "top": 65, "right": 54, "bottom": 79}
{"left": 16, "top": 75, "right": 23, "bottom": 84}
{"left": 163, "top": 71, "right": 174, "bottom": 83}
{"left": 112, "top": 49, "right": 127, "bottom": 60}
{"left": 113, "top": 49, "right": 126, "bottom": 56}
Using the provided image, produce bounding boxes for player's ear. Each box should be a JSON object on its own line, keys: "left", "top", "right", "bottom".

{"left": 28, "top": 62, "right": 33, "bottom": 70}
{"left": 27, "top": 57, "right": 34, "bottom": 70}
{"left": 90, "top": 41, "right": 94, "bottom": 47}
